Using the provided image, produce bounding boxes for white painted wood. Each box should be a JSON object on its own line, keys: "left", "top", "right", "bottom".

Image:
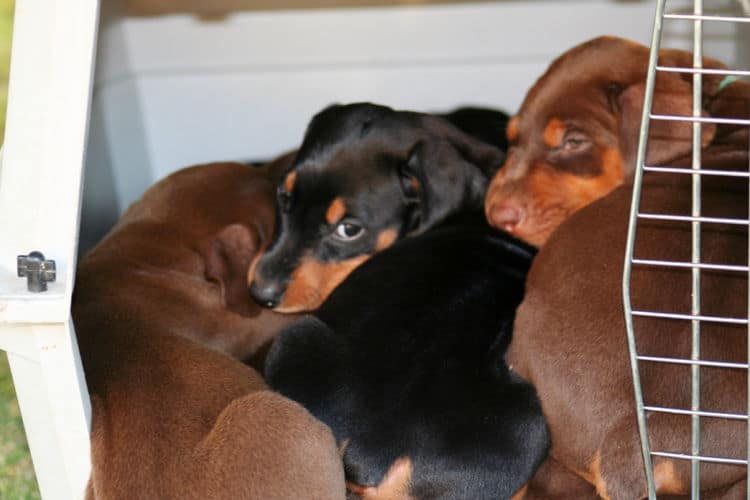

{"left": 4, "top": 321, "right": 91, "bottom": 500}
{"left": 0, "top": 0, "right": 100, "bottom": 320}
{"left": 0, "top": 1, "right": 99, "bottom": 498}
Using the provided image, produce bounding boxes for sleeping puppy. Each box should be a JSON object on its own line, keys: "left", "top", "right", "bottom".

{"left": 264, "top": 213, "right": 550, "bottom": 500}
{"left": 249, "top": 102, "right": 506, "bottom": 312}
{"left": 484, "top": 35, "right": 747, "bottom": 247}
{"left": 73, "top": 158, "right": 346, "bottom": 499}
{"left": 481, "top": 36, "right": 750, "bottom": 498}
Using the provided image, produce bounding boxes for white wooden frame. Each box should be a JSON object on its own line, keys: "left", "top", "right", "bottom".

{"left": 0, "top": 0, "right": 99, "bottom": 498}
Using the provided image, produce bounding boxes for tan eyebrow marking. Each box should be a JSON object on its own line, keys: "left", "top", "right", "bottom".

{"left": 543, "top": 117, "right": 566, "bottom": 148}
{"left": 507, "top": 116, "right": 519, "bottom": 142}
{"left": 325, "top": 197, "right": 347, "bottom": 225}
{"left": 284, "top": 171, "right": 297, "bottom": 193}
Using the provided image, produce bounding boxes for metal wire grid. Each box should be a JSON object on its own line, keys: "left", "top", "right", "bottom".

{"left": 622, "top": 0, "right": 750, "bottom": 498}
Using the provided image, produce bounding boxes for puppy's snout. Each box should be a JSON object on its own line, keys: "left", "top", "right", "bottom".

{"left": 249, "top": 279, "right": 284, "bottom": 309}
{"left": 487, "top": 202, "right": 524, "bottom": 234}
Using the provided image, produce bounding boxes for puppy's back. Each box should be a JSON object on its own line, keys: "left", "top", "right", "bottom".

{"left": 266, "top": 214, "right": 549, "bottom": 499}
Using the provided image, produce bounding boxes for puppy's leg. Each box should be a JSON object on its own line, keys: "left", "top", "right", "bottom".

{"left": 189, "top": 391, "right": 347, "bottom": 500}
{"left": 658, "top": 478, "right": 747, "bottom": 500}
{"left": 585, "top": 419, "right": 653, "bottom": 500}
{"left": 264, "top": 316, "right": 346, "bottom": 420}
{"left": 707, "top": 477, "right": 747, "bottom": 500}
{"left": 84, "top": 331, "right": 345, "bottom": 500}
{"left": 520, "top": 457, "right": 598, "bottom": 500}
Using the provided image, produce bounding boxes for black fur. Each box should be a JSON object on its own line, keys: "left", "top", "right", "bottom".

{"left": 265, "top": 213, "right": 550, "bottom": 499}
{"left": 249, "top": 102, "right": 507, "bottom": 308}
{"left": 439, "top": 106, "right": 509, "bottom": 153}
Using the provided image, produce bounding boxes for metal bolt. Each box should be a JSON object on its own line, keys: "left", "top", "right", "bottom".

{"left": 17, "top": 251, "right": 56, "bottom": 293}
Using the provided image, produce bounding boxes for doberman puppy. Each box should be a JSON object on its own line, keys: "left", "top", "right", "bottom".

{"left": 484, "top": 35, "right": 747, "bottom": 247}
{"left": 73, "top": 157, "right": 346, "bottom": 499}
{"left": 513, "top": 157, "right": 748, "bottom": 500}
{"left": 482, "top": 36, "right": 750, "bottom": 498}
{"left": 264, "top": 212, "right": 550, "bottom": 500}
{"left": 249, "top": 102, "right": 506, "bottom": 312}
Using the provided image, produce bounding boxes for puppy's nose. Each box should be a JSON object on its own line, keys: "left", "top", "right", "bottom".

{"left": 249, "top": 280, "right": 283, "bottom": 308}
{"left": 488, "top": 203, "right": 524, "bottom": 234}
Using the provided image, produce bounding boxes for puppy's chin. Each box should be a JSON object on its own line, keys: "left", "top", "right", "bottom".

{"left": 489, "top": 214, "right": 561, "bottom": 248}
{"left": 505, "top": 226, "right": 551, "bottom": 248}
{"left": 273, "top": 302, "right": 318, "bottom": 314}
{"left": 274, "top": 254, "right": 370, "bottom": 313}
{"left": 272, "top": 285, "right": 323, "bottom": 313}
{"left": 513, "top": 229, "right": 549, "bottom": 248}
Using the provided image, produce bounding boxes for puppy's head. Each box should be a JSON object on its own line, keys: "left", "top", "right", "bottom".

{"left": 249, "top": 102, "right": 504, "bottom": 312}
{"left": 484, "top": 36, "right": 728, "bottom": 247}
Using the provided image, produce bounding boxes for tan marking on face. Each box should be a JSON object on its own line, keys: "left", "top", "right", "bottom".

{"left": 653, "top": 460, "right": 683, "bottom": 494}
{"left": 409, "top": 176, "right": 421, "bottom": 194}
{"left": 346, "top": 457, "right": 414, "bottom": 500}
{"left": 507, "top": 116, "right": 520, "bottom": 142}
{"left": 376, "top": 229, "right": 398, "bottom": 252}
{"left": 543, "top": 118, "right": 566, "bottom": 148}
{"left": 325, "top": 197, "right": 347, "bottom": 225}
{"left": 484, "top": 146, "right": 625, "bottom": 247}
{"left": 284, "top": 171, "right": 297, "bottom": 193}
{"left": 275, "top": 254, "right": 369, "bottom": 312}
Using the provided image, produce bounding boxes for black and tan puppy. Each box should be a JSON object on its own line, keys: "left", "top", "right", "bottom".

{"left": 264, "top": 213, "right": 550, "bottom": 500}
{"left": 249, "top": 102, "right": 506, "bottom": 312}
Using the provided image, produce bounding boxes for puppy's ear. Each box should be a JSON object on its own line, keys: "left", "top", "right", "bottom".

{"left": 614, "top": 49, "right": 724, "bottom": 173}
{"left": 203, "top": 224, "right": 260, "bottom": 316}
{"left": 398, "top": 142, "right": 422, "bottom": 202}
{"left": 438, "top": 119, "right": 507, "bottom": 179}
{"left": 397, "top": 143, "right": 424, "bottom": 233}
{"left": 264, "top": 149, "right": 298, "bottom": 185}
{"left": 658, "top": 49, "right": 728, "bottom": 99}
{"left": 413, "top": 116, "right": 506, "bottom": 229}
{"left": 705, "top": 79, "right": 750, "bottom": 145}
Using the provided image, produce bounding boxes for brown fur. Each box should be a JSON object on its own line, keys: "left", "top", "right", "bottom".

{"left": 73, "top": 155, "right": 346, "bottom": 499}
{"left": 510, "top": 161, "right": 748, "bottom": 499}
{"left": 521, "top": 456, "right": 599, "bottom": 500}
{"left": 484, "top": 36, "right": 733, "bottom": 246}
{"left": 496, "top": 37, "right": 750, "bottom": 500}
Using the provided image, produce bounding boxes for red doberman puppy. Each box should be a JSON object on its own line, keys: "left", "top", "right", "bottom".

{"left": 483, "top": 36, "right": 749, "bottom": 498}
{"left": 73, "top": 157, "right": 346, "bottom": 499}
{"left": 484, "top": 35, "right": 746, "bottom": 247}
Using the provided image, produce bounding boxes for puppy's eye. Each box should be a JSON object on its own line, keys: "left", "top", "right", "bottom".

{"left": 561, "top": 134, "right": 589, "bottom": 152}
{"left": 334, "top": 221, "right": 365, "bottom": 241}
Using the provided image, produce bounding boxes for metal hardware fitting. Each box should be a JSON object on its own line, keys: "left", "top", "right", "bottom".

{"left": 17, "top": 251, "right": 56, "bottom": 292}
